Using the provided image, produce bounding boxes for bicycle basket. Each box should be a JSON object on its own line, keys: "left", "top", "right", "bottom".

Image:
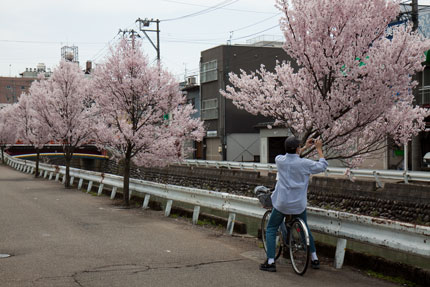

{"left": 254, "top": 186, "right": 273, "bottom": 209}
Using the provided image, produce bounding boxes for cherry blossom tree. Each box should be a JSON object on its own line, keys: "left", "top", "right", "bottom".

{"left": 221, "top": 0, "right": 430, "bottom": 165}
{"left": 92, "top": 39, "right": 204, "bottom": 206}
{"left": 0, "top": 105, "right": 17, "bottom": 164}
{"left": 30, "top": 61, "right": 95, "bottom": 187}
{"left": 13, "top": 92, "right": 49, "bottom": 177}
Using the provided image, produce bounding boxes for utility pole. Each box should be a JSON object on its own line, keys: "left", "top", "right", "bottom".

{"left": 118, "top": 29, "right": 140, "bottom": 49}
{"left": 136, "top": 18, "right": 160, "bottom": 62}
{"left": 411, "top": 0, "right": 422, "bottom": 171}
{"left": 412, "top": 0, "right": 419, "bottom": 31}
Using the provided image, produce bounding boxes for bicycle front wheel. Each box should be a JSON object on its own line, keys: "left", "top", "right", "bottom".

{"left": 261, "top": 210, "right": 282, "bottom": 260}
{"left": 289, "top": 218, "right": 310, "bottom": 275}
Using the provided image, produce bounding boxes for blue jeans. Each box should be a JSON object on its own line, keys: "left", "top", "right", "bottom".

{"left": 266, "top": 208, "right": 316, "bottom": 259}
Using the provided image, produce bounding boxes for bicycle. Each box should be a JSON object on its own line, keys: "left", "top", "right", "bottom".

{"left": 255, "top": 186, "right": 310, "bottom": 275}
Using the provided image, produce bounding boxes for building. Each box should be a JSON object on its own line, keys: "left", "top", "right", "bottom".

{"left": 180, "top": 76, "right": 203, "bottom": 159}
{"left": 0, "top": 77, "right": 34, "bottom": 106}
{"left": 199, "top": 40, "right": 296, "bottom": 161}
{"left": 0, "top": 63, "right": 53, "bottom": 107}
{"left": 19, "top": 63, "right": 52, "bottom": 78}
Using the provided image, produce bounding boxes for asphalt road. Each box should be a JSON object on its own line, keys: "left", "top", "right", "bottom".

{"left": 0, "top": 164, "right": 397, "bottom": 287}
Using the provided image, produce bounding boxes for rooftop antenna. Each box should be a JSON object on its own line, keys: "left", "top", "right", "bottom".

{"left": 227, "top": 31, "right": 233, "bottom": 45}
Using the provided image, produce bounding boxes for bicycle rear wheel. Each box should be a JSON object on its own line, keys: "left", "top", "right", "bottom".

{"left": 261, "top": 210, "right": 282, "bottom": 260}
{"left": 288, "top": 218, "right": 310, "bottom": 275}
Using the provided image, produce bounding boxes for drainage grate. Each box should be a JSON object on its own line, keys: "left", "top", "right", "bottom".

{"left": 0, "top": 254, "right": 11, "bottom": 258}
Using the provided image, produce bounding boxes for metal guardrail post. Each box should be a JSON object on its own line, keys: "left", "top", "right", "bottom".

{"left": 372, "top": 172, "right": 382, "bottom": 188}
{"left": 227, "top": 213, "right": 236, "bottom": 235}
{"left": 404, "top": 171, "right": 409, "bottom": 184}
{"left": 55, "top": 173, "right": 60, "bottom": 181}
{"left": 70, "top": 176, "right": 74, "bottom": 185}
{"left": 48, "top": 172, "right": 53, "bottom": 180}
{"left": 62, "top": 174, "right": 66, "bottom": 184}
{"left": 192, "top": 206, "right": 200, "bottom": 225}
{"left": 165, "top": 200, "right": 173, "bottom": 217}
{"left": 142, "top": 194, "right": 150, "bottom": 209}
{"left": 78, "top": 178, "right": 84, "bottom": 190}
{"left": 98, "top": 184, "right": 104, "bottom": 196}
{"left": 334, "top": 238, "right": 347, "bottom": 269}
{"left": 111, "top": 187, "right": 117, "bottom": 199}
{"left": 87, "top": 181, "right": 93, "bottom": 193}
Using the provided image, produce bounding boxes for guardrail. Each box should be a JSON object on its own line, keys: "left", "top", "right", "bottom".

{"left": 3, "top": 153, "right": 430, "bottom": 269}
{"left": 180, "top": 159, "right": 430, "bottom": 187}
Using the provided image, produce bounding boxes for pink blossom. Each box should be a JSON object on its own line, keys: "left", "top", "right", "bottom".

{"left": 30, "top": 60, "right": 95, "bottom": 186}
{"left": 221, "top": 0, "right": 430, "bottom": 166}
{"left": 92, "top": 39, "right": 204, "bottom": 205}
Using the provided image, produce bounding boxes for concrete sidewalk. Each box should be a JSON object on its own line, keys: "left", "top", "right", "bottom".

{"left": 0, "top": 164, "right": 397, "bottom": 287}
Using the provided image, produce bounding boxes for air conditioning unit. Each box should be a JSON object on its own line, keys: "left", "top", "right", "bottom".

{"left": 187, "top": 77, "right": 196, "bottom": 86}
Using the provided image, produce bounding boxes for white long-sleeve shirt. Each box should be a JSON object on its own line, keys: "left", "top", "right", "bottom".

{"left": 271, "top": 153, "right": 328, "bottom": 215}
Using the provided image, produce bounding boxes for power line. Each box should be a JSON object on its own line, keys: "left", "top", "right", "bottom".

{"left": 161, "top": 12, "right": 281, "bottom": 40}
{"left": 160, "top": 0, "right": 277, "bottom": 14}
{"left": 231, "top": 25, "right": 280, "bottom": 41}
{"left": 161, "top": 0, "right": 238, "bottom": 22}
{"left": 231, "top": 13, "right": 281, "bottom": 33}
{"left": 0, "top": 39, "right": 107, "bottom": 45}
{"left": 160, "top": 14, "right": 282, "bottom": 44}
{"left": 91, "top": 34, "right": 121, "bottom": 62}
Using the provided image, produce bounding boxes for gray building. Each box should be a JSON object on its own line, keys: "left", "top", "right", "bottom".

{"left": 199, "top": 42, "right": 296, "bottom": 162}
{"left": 181, "top": 77, "right": 203, "bottom": 159}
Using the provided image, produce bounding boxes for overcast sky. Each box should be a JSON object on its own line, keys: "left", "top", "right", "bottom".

{"left": 0, "top": 0, "right": 284, "bottom": 81}
{"left": 1, "top": 0, "right": 429, "bottom": 81}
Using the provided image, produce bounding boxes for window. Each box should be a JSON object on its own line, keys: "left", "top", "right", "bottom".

{"left": 200, "top": 60, "right": 217, "bottom": 83}
{"left": 21, "top": 86, "right": 25, "bottom": 90}
{"left": 187, "top": 98, "right": 195, "bottom": 108}
{"left": 201, "top": 98, "right": 218, "bottom": 120}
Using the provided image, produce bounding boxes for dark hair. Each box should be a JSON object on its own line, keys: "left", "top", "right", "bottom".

{"left": 284, "top": 136, "right": 300, "bottom": 154}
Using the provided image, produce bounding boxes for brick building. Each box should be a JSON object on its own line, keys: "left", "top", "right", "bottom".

{"left": 0, "top": 77, "right": 34, "bottom": 107}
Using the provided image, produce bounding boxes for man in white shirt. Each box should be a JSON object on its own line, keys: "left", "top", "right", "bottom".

{"left": 260, "top": 136, "right": 328, "bottom": 272}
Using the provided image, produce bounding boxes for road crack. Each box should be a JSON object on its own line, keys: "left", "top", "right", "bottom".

{"left": 32, "top": 260, "right": 245, "bottom": 286}
{"left": 133, "top": 258, "right": 245, "bottom": 274}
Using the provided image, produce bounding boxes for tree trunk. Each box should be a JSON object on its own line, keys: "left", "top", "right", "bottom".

{"left": 64, "top": 146, "right": 73, "bottom": 188}
{"left": 122, "top": 145, "right": 132, "bottom": 207}
{"left": 65, "top": 157, "right": 71, "bottom": 188}
{"left": 35, "top": 150, "right": 40, "bottom": 178}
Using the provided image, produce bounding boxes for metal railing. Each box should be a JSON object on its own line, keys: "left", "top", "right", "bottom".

{"left": 179, "top": 159, "right": 430, "bottom": 187}
{"left": 3, "top": 153, "right": 430, "bottom": 269}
